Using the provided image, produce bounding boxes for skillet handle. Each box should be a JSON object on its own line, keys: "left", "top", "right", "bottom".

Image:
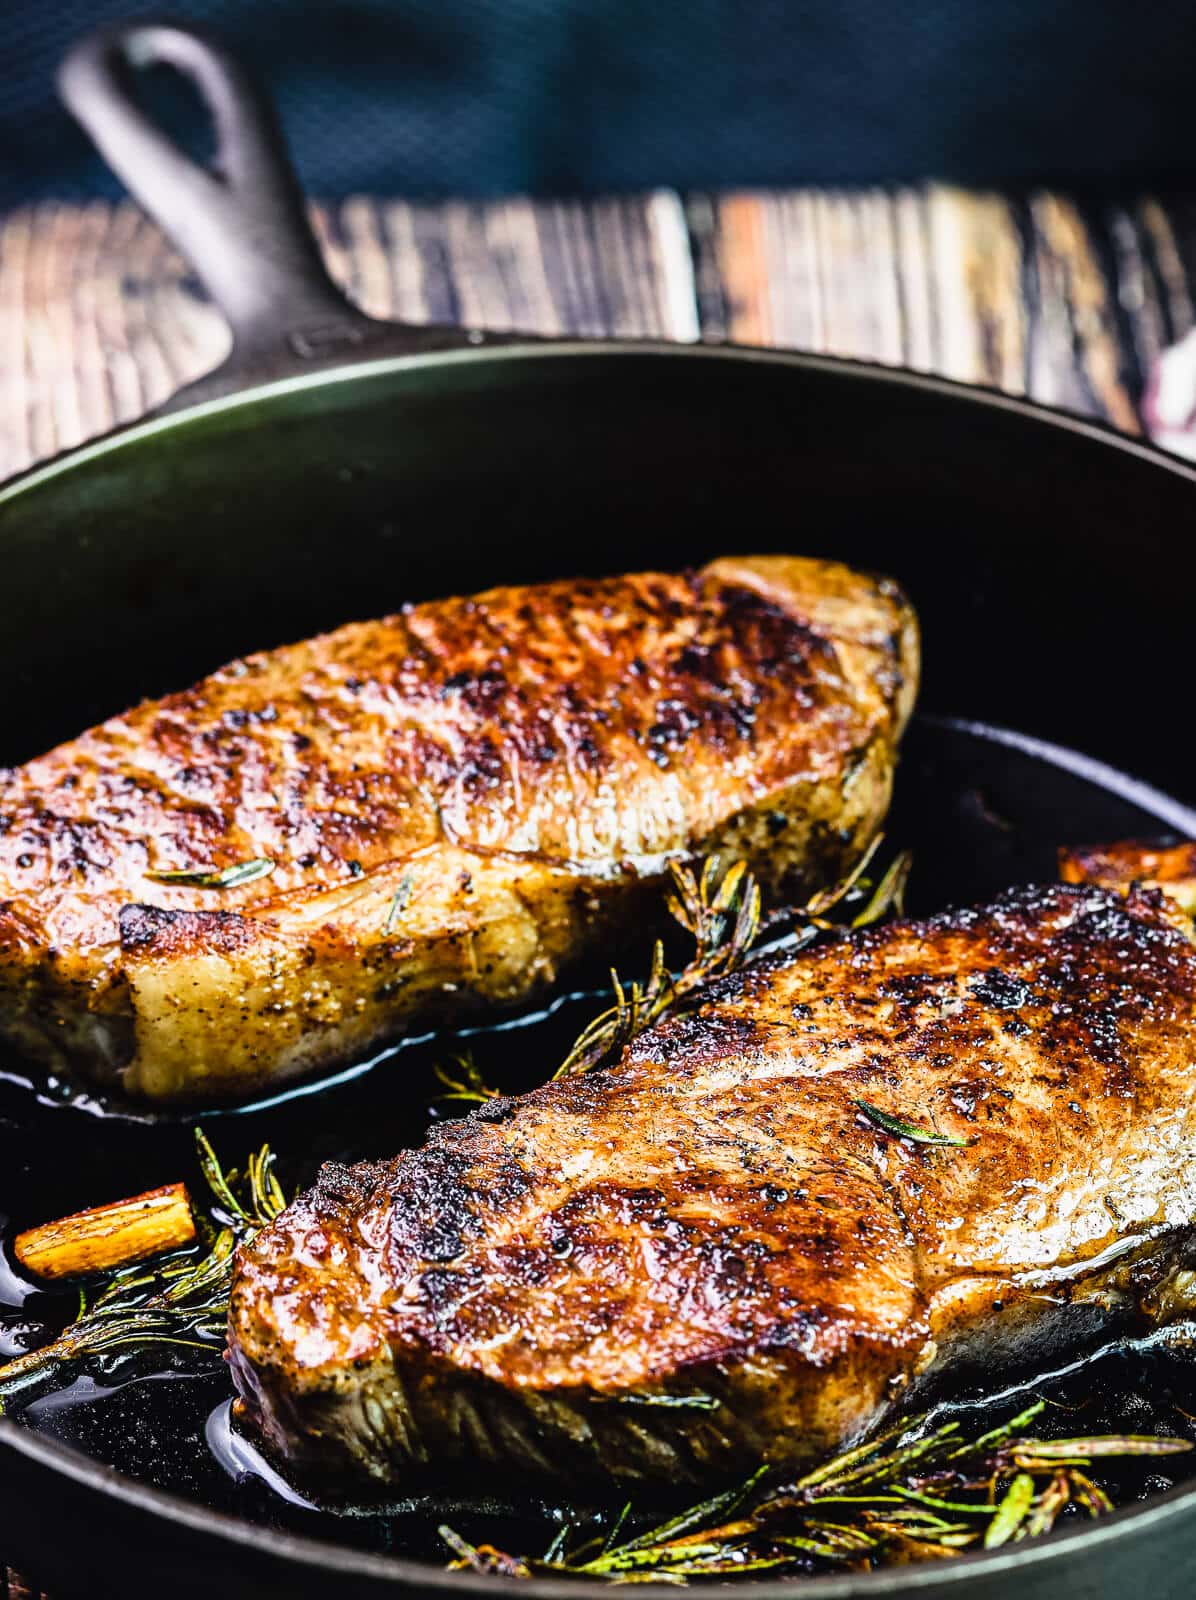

{"left": 58, "top": 21, "right": 465, "bottom": 409}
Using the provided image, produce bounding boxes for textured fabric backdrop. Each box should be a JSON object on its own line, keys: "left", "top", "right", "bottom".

{"left": 6, "top": 2, "right": 1196, "bottom": 209}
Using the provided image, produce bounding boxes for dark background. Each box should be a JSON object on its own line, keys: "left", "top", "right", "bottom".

{"left": 4, "top": 1, "right": 1196, "bottom": 209}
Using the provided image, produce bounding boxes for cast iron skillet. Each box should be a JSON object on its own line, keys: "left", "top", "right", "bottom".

{"left": 2, "top": 17, "right": 1196, "bottom": 1600}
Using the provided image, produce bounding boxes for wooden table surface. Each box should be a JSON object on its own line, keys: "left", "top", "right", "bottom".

{"left": 4, "top": 180, "right": 1196, "bottom": 1595}
{"left": 6, "top": 183, "right": 1196, "bottom": 479}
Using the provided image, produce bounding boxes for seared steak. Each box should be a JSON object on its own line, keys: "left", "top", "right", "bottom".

{"left": 0, "top": 557, "right": 916, "bottom": 1102}
{"left": 1061, "top": 838, "right": 1196, "bottom": 914}
{"left": 229, "top": 880, "right": 1196, "bottom": 1489}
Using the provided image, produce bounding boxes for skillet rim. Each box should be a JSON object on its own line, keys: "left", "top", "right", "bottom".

{"left": 4, "top": 1411, "right": 1196, "bottom": 1600}
{"left": 3, "top": 341, "right": 1196, "bottom": 1593}
{"left": 4, "top": 337, "right": 1196, "bottom": 506}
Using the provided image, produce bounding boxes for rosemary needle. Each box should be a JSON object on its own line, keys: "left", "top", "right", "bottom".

{"left": 441, "top": 1407, "right": 1191, "bottom": 1581}
{"left": 435, "top": 839, "right": 911, "bottom": 1107}
{"left": 0, "top": 1131, "right": 287, "bottom": 1399}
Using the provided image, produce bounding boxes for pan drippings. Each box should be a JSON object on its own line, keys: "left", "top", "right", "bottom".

{"left": 2, "top": 719, "right": 1196, "bottom": 1577}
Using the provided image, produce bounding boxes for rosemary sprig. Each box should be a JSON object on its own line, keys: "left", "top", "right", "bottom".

{"left": 441, "top": 1402, "right": 1192, "bottom": 1582}
{"left": 553, "top": 856, "right": 762, "bottom": 1081}
{"left": 984, "top": 1473, "right": 1035, "bottom": 1549}
{"left": 557, "top": 842, "right": 914, "bottom": 1082}
{"left": 854, "top": 1098, "right": 974, "bottom": 1148}
{"left": 383, "top": 872, "right": 416, "bottom": 935}
{"left": 437, "top": 840, "right": 912, "bottom": 1107}
{"left": 433, "top": 1054, "right": 503, "bottom": 1106}
{"left": 0, "top": 1132, "right": 287, "bottom": 1398}
{"left": 851, "top": 849, "right": 913, "bottom": 928}
{"left": 145, "top": 858, "right": 276, "bottom": 890}
{"left": 597, "top": 1391, "right": 722, "bottom": 1412}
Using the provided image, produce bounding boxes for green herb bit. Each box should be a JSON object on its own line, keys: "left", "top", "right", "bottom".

{"left": 618, "top": 1468, "right": 769, "bottom": 1555}
{"left": 145, "top": 857, "right": 276, "bottom": 890}
{"left": 1066, "top": 1470, "right": 1114, "bottom": 1517}
{"left": 440, "top": 1398, "right": 1189, "bottom": 1583}
{"left": 579, "top": 1539, "right": 737, "bottom": 1575}
{"left": 601, "top": 1391, "right": 721, "bottom": 1412}
{"left": 827, "top": 1425, "right": 963, "bottom": 1491}
{"left": 892, "top": 1486, "right": 999, "bottom": 1515}
{"left": 949, "top": 1398, "right": 1049, "bottom": 1460}
{"left": 1024, "top": 1473, "right": 1071, "bottom": 1538}
{"left": 800, "top": 832, "right": 885, "bottom": 926}
{"left": 560, "top": 840, "right": 913, "bottom": 1081}
{"left": 543, "top": 1524, "right": 573, "bottom": 1564}
{"left": 787, "top": 1414, "right": 923, "bottom": 1493}
{"left": 852, "top": 849, "right": 913, "bottom": 928}
{"left": 1008, "top": 1433, "right": 1193, "bottom": 1463}
{"left": 984, "top": 1472, "right": 1036, "bottom": 1548}
{"left": 383, "top": 872, "right": 415, "bottom": 934}
{"left": 0, "top": 1131, "right": 287, "bottom": 1396}
{"left": 854, "top": 1099, "right": 973, "bottom": 1148}
{"left": 601, "top": 1503, "right": 633, "bottom": 1555}
{"left": 440, "top": 1526, "right": 531, "bottom": 1579}
{"left": 432, "top": 1052, "right": 502, "bottom": 1107}
{"left": 431, "top": 841, "right": 913, "bottom": 1109}
{"left": 554, "top": 855, "right": 774, "bottom": 1081}
{"left": 774, "top": 1531, "right": 855, "bottom": 1559}
{"left": 797, "top": 1520, "right": 879, "bottom": 1551}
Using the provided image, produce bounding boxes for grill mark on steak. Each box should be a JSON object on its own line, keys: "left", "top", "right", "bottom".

{"left": 228, "top": 881, "right": 1196, "bottom": 1489}
{"left": 0, "top": 557, "right": 917, "bottom": 1101}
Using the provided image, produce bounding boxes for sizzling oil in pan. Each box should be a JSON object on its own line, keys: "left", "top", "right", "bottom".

{"left": 3, "top": 718, "right": 1196, "bottom": 1573}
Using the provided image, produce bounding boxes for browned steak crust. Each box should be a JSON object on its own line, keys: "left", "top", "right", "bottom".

{"left": 228, "top": 883, "right": 1196, "bottom": 1489}
{"left": 0, "top": 557, "right": 916, "bottom": 1101}
{"left": 1060, "top": 838, "right": 1196, "bottom": 915}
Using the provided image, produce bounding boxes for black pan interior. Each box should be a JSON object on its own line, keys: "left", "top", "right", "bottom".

{"left": 3, "top": 716, "right": 1196, "bottom": 1587}
{"left": 2, "top": 350, "right": 1196, "bottom": 1599}
{"left": 2, "top": 348, "right": 1195, "bottom": 798}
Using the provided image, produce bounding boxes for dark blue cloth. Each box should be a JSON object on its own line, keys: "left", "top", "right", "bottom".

{"left": 4, "top": 1, "right": 1196, "bottom": 209}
